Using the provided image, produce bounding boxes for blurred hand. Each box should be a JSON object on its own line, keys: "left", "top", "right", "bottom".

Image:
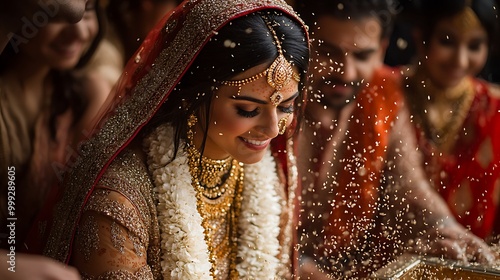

{"left": 0, "top": 251, "right": 81, "bottom": 280}
{"left": 409, "top": 222, "right": 498, "bottom": 265}
{"left": 299, "top": 257, "right": 333, "bottom": 280}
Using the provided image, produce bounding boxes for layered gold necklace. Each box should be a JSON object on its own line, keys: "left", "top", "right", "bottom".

{"left": 186, "top": 114, "right": 244, "bottom": 279}
{"left": 406, "top": 71, "right": 475, "bottom": 151}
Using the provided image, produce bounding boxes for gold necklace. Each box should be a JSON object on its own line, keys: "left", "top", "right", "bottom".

{"left": 186, "top": 114, "right": 243, "bottom": 279}
{"left": 406, "top": 73, "right": 475, "bottom": 150}
{"left": 188, "top": 145, "right": 233, "bottom": 198}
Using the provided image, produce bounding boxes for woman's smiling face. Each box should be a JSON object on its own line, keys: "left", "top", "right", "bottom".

{"left": 193, "top": 62, "right": 299, "bottom": 164}
{"left": 422, "top": 10, "right": 489, "bottom": 89}
{"left": 20, "top": 0, "right": 98, "bottom": 70}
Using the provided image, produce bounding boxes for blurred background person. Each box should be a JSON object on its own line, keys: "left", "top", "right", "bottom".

{"left": 78, "top": 0, "right": 183, "bottom": 102}
{"left": 1, "top": 1, "right": 90, "bottom": 279}
{"left": 294, "top": 0, "right": 499, "bottom": 278}
{"left": 0, "top": 0, "right": 87, "bottom": 52}
{"left": 0, "top": 0, "right": 107, "bottom": 249}
{"left": 404, "top": 0, "right": 500, "bottom": 241}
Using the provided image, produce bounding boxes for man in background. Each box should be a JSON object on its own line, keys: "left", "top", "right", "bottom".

{"left": 295, "top": 0, "right": 497, "bottom": 278}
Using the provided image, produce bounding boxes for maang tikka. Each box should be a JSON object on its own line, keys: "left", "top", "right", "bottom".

{"left": 220, "top": 16, "right": 300, "bottom": 106}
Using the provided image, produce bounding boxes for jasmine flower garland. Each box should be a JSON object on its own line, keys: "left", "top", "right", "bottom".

{"left": 144, "top": 124, "right": 282, "bottom": 279}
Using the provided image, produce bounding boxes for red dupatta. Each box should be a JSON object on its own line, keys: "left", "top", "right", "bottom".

{"left": 320, "top": 66, "right": 402, "bottom": 252}
{"left": 41, "top": 0, "right": 308, "bottom": 269}
{"left": 414, "top": 78, "right": 500, "bottom": 239}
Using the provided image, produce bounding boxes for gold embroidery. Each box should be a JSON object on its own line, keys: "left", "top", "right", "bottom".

{"left": 79, "top": 151, "right": 161, "bottom": 278}
{"left": 76, "top": 215, "right": 100, "bottom": 262}
{"left": 44, "top": 2, "right": 302, "bottom": 279}
{"left": 81, "top": 265, "right": 154, "bottom": 280}
{"left": 110, "top": 222, "right": 126, "bottom": 254}
{"left": 85, "top": 191, "right": 148, "bottom": 246}
{"left": 128, "top": 230, "right": 145, "bottom": 257}
{"left": 99, "top": 176, "right": 152, "bottom": 228}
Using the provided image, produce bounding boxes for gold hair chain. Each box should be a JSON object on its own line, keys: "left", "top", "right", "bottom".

{"left": 220, "top": 16, "right": 300, "bottom": 106}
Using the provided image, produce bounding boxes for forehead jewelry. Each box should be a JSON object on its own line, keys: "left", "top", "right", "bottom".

{"left": 278, "top": 114, "right": 290, "bottom": 135}
{"left": 220, "top": 16, "right": 300, "bottom": 106}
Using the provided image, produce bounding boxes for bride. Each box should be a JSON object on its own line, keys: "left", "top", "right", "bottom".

{"left": 40, "top": 0, "right": 310, "bottom": 279}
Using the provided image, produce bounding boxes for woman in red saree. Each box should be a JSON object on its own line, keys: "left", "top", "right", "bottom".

{"left": 405, "top": 0, "right": 500, "bottom": 240}
{"left": 39, "top": 0, "right": 309, "bottom": 278}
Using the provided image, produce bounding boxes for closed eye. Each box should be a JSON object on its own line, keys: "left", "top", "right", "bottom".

{"left": 279, "top": 104, "right": 294, "bottom": 114}
{"left": 353, "top": 49, "right": 376, "bottom": 61}
{"left": 237, "top": 107, "right": 259, "bottom": 118}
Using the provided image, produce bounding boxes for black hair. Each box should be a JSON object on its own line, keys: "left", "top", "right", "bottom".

{"left": 295, "top": 0, "right": 398, "bottom": 39}
{"left": 417, "top": 0, "right": 498, "bottom": 44}
{"left": 106, "top": 0, "right": 183, "bottom": 59}
{"left": 416, "top": 0, "right": 499, "bottom": 80}
{"left": 146, "top": 10, "right": 309, "bottom": 158}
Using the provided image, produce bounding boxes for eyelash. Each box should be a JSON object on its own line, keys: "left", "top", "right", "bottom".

{"left": 236, "top": 105, "right": 294, "bottom": 118}
{"left": 280, "top": 105, "right": 294, "bottom": 114}
{"left": 237, "top": 108, "right": 259, "bottom": 118}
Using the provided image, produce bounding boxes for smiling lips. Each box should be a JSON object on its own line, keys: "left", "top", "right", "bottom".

{"left": 240, "top": 137, "right": 271, "bottom": 150}
{"left": 55, "top": 42, "right": 82, "bottom": 56}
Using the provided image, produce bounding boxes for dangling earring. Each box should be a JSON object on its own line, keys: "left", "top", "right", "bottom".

{"left": 187, "top": 114, "right": 197, "bottom": 146}
{"left": 278, "top": 114, "right": 290, "bottom": 135}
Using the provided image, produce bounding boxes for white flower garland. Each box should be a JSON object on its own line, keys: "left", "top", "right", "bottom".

{"left": 144, "top": 124, "right": 282, "bottom": 279}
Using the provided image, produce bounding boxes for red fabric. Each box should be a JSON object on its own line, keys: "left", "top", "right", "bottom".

{"left": 321, "top": 66, "right": 402, "bottom": 251}
{"left": 414, "top": 78, "right": 500, "bottom": 239}
{"left": 26, "top": 1, "right": 308, "bottom": 277}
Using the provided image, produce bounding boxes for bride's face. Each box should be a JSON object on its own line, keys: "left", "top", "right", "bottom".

{"left": 193, "top": 62, "right": 300, "bottom": 164}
